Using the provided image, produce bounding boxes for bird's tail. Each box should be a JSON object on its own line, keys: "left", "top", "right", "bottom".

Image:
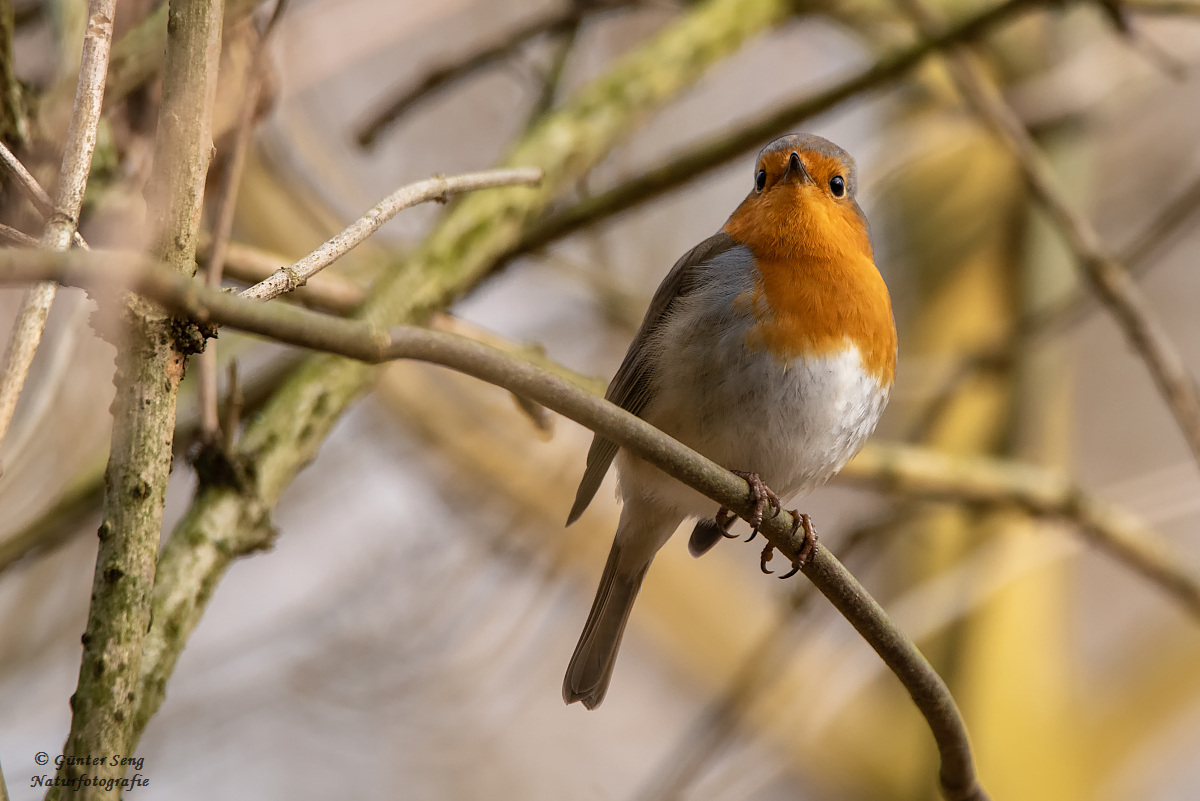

{"left": 562, "top": 540, "right": 647, "bottom": 710}
{"left": 564, "top": 499, "right": 681, "bottom": 709}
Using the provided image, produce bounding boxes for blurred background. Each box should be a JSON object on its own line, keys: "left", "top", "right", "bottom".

{"left": 2, "top": 0, "right": 1200, "bottom": 799}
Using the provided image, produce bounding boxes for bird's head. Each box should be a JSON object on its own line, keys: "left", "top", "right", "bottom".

{"left": 723, "top": 133, "right": 872, "bottom": 263}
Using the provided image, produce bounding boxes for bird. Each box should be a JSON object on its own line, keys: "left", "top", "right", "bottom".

{"left": 562, "top": 133, "right": 897, "bottom": 710}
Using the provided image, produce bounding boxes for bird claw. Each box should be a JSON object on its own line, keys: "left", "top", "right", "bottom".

{"left": 715, "top": 506, "right": 737, "bottom": 539}
{"left": 731, "top": 470, "right": 781, "bottom": 542}
{"left": 760, "top": 542, "right": 775, "bottom": 574}
{"left": 777, "top": 510, "right": 819, "bottom": 580}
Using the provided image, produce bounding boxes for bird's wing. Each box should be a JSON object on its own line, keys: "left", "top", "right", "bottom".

{"left": 566, "top": 231, "right": 738, "bottom": 524}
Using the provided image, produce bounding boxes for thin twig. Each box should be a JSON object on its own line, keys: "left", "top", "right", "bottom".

{"left": 522, "top": 13, "right": 583, "bottom": 134}
{"left": 238, "top": 168, "right": 544, "bottom": 302}
{"left": 0, "top": 251, "right": 989, "bottom": 801}
{"left": 0, "top": 139, "right": 52, "bottom": 215}
{"left": 898, "top": 0, "right": 1200, "bottom": 475}
{"left": 0, "top": 0, "right": 111, "bottom": 475}
{"left": 354, "top": 0, "right": 639, "bottom": 148}
{"left": 0, "top": 222, "right": 37, "bottom": 247}
{"left": 200, "top": 238, "right": 368, "bottom": 314}
{"left": 1027, "top": 164, "right": 1200, "bottom": 337}
{"left": 0, "top": 141, "right": 87, "bottom": 246}
{"left": 199, "top": 0, "right": 288, "bottom": 438}
{"left": 509, "top": 0, "right": 1056, "bottom": 261}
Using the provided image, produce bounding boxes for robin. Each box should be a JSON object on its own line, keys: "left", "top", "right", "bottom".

{"left": 562, "top": 133, "right": 897, "bottom": 709}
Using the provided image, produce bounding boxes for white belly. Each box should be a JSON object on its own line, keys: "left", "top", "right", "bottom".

{"left": 615, "top": 247, "right": 890, "bottom": 518}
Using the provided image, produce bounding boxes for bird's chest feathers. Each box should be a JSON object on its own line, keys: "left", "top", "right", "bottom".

{"left": 724, "top": 193, "right": 897, "bottom": 387}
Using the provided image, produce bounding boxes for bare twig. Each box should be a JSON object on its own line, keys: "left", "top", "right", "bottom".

{"left": 200, "top": 239, "right": 368, "bottom": 314}
{"left": 1027, "top": 165, "right": 1200, "bottom": 336}
{"left": 0, "top": 251, "right": 988, "bottom": 801}
{"left": 238, "top": 168, "right": 544, "bottom": 302}
{"left": 0, "top": 141, "right": 87, "bottom": 246}
{"left": 0, "top": 0, "right": 111, "bottom": 475}
{"left": 199, "top": 0, "right": 288, "bottom": 438}
{"left": 354, "top": 0, "right": 638, "bottom": 148}
{"left": 0, "top": 223, "right": 36, "bottom": 247}
{"left": 47, "top": 0, "right": 224, "bottom": 796}
{"left": 897, "top": 0, "right": 1200, "bottom": 474}
{"left": 522, "top": 13, "right": 583, "bottom": 133}
{"left": 0, "top": 139, "right": 52, "bottom": 215}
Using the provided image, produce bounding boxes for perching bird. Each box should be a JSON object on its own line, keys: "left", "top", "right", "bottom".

{"left": 562, "top": 133, "right": 897, "bottom": 710}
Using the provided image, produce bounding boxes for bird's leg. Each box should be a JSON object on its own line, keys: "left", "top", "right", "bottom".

{"left": 730, "top": 470, "right": 781, "bottom": 542}
{"left": 687, "top": 506, "right": 736, "bottom": 558}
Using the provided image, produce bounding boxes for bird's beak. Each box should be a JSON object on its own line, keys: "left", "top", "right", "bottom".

{"left": 783, "top": 152, "right": 811, "bottom": 185}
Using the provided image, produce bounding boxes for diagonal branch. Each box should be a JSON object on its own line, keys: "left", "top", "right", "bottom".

{"left": 354, "top": 0, "right": 640, "bottom": 148}
{"left": 238, "top": 168, "right": 544, "bottom": 302}
{"left": 897, "top": 0, "right": 1200, "bottom": 475}
{"left": 0, "top": 0, "right": 110, "bottom": 475}
{"left": 0, "top": 250, "right": 990, "bottom": 801}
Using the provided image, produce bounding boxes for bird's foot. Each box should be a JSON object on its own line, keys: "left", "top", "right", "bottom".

{"left": 688, "top": 506, "right": 736, "bottom": 558}
{"left": 730, "top": 470, "right": 781, "bottom": 542}
{"left": 761, "top": 510, "right": 819, "bottom": 579}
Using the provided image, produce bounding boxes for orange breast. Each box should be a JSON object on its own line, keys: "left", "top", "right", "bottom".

{"left": 723, "top": 176, "right": 896, "bottom": 386}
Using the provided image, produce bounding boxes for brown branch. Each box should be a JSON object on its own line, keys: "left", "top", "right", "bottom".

{"left": 0, "top": 139, "right": 52, "bottom": 215}
{"left": 1027, "top": 164, "right": 1200, "bottom": 337}
{"left": 0, "top": 223, "right": 36, "bottom": 247}
{"left": 199, "top": 0, "right": 289, "bottom": 438}
{"left": 47, "top": 0, "right": 224, "bottom": 797}
{"left": 897, "top": 0, "right": 1200, "bottom": 475}
{"left": 510, "top": 0, "right": 1056, "bottom": 260}
{"left": 0, "top": 0, "right": 110, "bottom": 475}
{"left": 838, "top": 443, "right": 1200, "bottom": 617}
{"left": 354, "top": 0, "right": 639, "bottom": 149}
{"left": 0, "top": 250, "right": 989, "bottom": 801}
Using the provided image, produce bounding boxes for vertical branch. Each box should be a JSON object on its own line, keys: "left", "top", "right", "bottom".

{"left": 198, "top": 0, "right": 287, "bottom": 438}
{"left": 48, "top": 0, "right": 224, "bottom": 797}
{"left": 0, "top": 0, "right": 112, "bottom": 473}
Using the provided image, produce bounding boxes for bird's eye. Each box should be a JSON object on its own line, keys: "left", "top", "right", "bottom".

{"left": 755, "top": 169, "right": 766, "bottom": 192}
{"left": 829, "top": 175, "right": 845, "bottom": 197}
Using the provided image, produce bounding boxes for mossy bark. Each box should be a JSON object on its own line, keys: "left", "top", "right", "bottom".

{"left": 49, "top": 2, "right": 224, "bottom": 798}
{"left": 131, "top": 0, "right": 794, "bottom": 743}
